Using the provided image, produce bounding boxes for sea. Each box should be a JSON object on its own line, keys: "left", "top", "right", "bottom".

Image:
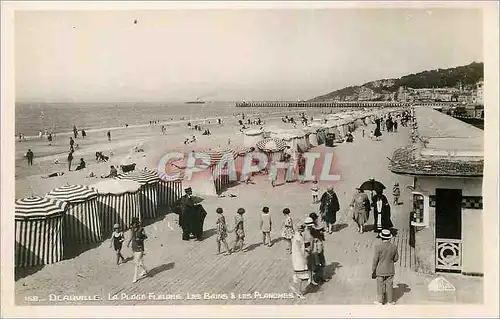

{"left": 15, "top": 101, "right": 347, "bottom": 137}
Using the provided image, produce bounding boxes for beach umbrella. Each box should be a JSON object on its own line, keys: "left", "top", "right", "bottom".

{"left": 15, "top": 197, "right": 67, "bottom": 267}
{"left": 359, "top": 178, "right": 386, "bottom": 193}
{"left": 46, "top": 184, "right": 102, "bottom": 245}
{"left": 117, "top": 169, "right": 160, "bottom": 220}
{"left": 92, "top": 179, "right": 141, "bottom": 236}
{"left": 256, "top": 138, "right": 287, "bottom": 152}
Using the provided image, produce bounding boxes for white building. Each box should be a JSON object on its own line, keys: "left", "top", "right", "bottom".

{"left": 390, "top": 107, "right": 483, "bottom": 276}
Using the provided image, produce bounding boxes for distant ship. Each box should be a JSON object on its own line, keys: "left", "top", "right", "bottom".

{"left": 185, "top": 97, "right": 206, "bottom": 104}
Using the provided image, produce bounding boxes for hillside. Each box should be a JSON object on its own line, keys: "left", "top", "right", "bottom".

{"left": 310, "top": 62, "right": 483, "bottom": 102}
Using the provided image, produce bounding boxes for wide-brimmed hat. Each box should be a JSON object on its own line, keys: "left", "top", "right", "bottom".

{"left": 304, "top": 217, "right": 314, "bottom": 226}
{"left": 379, "top": 229, "right": 393, "bottom": 240}
{"left": 184, "top": 187, "right": 192, "bottom": 193}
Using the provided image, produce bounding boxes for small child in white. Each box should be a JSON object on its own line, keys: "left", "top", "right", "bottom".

{"left": 311, "top": 181, "right": 320, "bottom": 203}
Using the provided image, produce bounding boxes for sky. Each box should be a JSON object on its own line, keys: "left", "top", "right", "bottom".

{"left": 15, "top": 8, "right": 483, "bottom": 102}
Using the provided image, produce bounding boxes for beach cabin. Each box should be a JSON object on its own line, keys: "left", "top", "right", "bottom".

{"left": 92, "top": 179, "right": 141, "bottom": 237}
{"left": 390, "top": 107, "right": 484, "bottom": 276}
{"left": 46, "top": 184, "right": 102, "bottom": 245}
{"left": 117, "top": 169, "right": 160, "bottom": 220}
{"left": 243, "top": 129, "right": 265, "bottom": 148}
{"left": 15, "top": 197, "right": 67, "bottom": 267}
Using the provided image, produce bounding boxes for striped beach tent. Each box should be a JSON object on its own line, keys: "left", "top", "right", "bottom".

{"left": 92, "top": 179, "right": 141, "bottom": 237}
{"left": 164, "top": 155, "right": 217, "bottom": 197}
{"left": 46, "top": 184, "right": 101, "bottom": 245}
{"left": 117, "top": 169, "right": 160, "bottom": 220}
{"left": 227, "top": 145, "right": 252, "bottom": 181}
{"left": 156, "top": 174, "right": 182, "bottom": 212}
{"left": 208, "top": 148, "right": 238, "bottom": 194}
{"left": 15, "top": 197, "right": 67, "bottom": 267}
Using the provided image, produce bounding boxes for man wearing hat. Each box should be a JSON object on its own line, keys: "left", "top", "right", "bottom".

{"left": 372, "top": 229, "right": 399, "bottom": 305}
{"left": 172, "top": 187, "right": 207, "bottom": 241}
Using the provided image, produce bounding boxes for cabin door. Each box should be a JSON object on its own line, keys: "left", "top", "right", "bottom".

{"left": 435, "top": 188, "right": 462, "bottom": 272}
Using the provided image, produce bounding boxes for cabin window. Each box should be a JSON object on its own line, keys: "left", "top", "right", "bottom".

{"left": 411, "top": 191, "right": 429, "bottom": 227}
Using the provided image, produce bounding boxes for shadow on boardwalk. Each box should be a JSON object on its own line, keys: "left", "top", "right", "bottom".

{"left": 393, "top": 283, "right": 411, "bottom": 302}
{"left": 149, "top": 262, "right": 175, "bottom": 278}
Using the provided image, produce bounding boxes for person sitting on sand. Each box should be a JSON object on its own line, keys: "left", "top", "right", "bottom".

{"left": 75, "top": 158, "right": 86, "bottom": 171}
{"left": 101, "top": 165, "right": 118, "bottom": 178}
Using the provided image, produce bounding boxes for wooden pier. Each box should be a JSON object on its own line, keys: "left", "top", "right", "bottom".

{"left": 235, "top": 101, "right": 411, "bottom": 108}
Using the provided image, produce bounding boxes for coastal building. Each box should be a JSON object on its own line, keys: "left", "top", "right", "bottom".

{"left": 389, "top": 107, "right": 483, "bottom": 276}
{"left": 476, "top": 80, "right": 484, "bottom": 105}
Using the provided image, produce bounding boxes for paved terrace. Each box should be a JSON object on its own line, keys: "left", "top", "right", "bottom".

{"left": 15, "top": 125, "right": 482, "bottom": 306}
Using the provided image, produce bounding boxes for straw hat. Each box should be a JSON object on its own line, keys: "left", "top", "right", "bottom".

{"left": 379, "top": 229, "right": 393, "bottom": 240}
{"left": 304, "top": 217, "right": 314, "bottom": 226}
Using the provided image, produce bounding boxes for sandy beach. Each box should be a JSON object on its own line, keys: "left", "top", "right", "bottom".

{"left": 15, "top": 108, "right": 339, "bottom": 198}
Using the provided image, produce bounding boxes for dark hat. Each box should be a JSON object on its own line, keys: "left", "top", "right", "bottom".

{"left": 216, "top": 207, "right": 223, "bottom": 214}
{"left": 309, "top": 212, "right": 318, "bottom": 221}
{"left": 184, "top": 187, "right": 192, "bottom": 193}
{"left": 237, "top": 207, "right": 245, "bottom": 214}
{"left": 282, "top": 208, "right": 291, "bottom": 215}
{"left": 130, "top": 217, "right": 140, "bottom": 226}
{"left": 262, "top": 206, "right": 269, "bottom": 213}
{"left": 379, "top": 229, "right": 393, "bottom": 240}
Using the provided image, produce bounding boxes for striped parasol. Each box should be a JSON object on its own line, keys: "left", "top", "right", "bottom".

{"left": 256, "top": 138, "right": 287, "bottom": 152}
{"left": 227, "top": 145, "right": 252, "bottom": 156}
{"left": 46, "top": 184, "right": 98, "bottom": 203}
{"left": 117, "top": 168, "right": 160, "bottom": 185}
{"left": 15, "top": 197, "right": 68, "bottom": 220}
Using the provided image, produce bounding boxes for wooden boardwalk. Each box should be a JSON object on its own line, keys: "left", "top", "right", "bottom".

{"left": 15, "top": 126, "right": 480, "bottom": 306}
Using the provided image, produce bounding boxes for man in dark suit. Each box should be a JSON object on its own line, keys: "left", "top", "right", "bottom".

{"left": 172, "top": 187, "right": 207, "bottom": 241}
{"left": 372, "top": 229, "right": 399, "bottom": 305}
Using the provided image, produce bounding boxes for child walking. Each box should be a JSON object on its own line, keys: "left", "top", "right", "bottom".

{"left": 233, "top": 208, "right": 246, "bottom": 252}
{"left": 110, "top": 223, "right": 125, "bottom": 265}
{"left": 215, "top": 207, "right": 231, "bottom": 255}
{"left": 311, "top": 181, "right": 319, "bottom": 204}
{"left": 260, "top": 207, "right": 272, "bottom": 247}
{"left": 281, "top": 208, "right": 294, "bottom": 254}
